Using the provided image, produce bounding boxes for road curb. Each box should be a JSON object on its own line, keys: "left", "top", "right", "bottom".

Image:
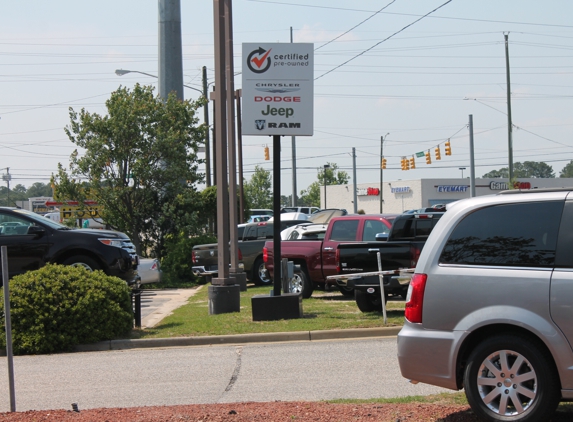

{"left": 73, "top": 326, "right": 400, "bottom": 352}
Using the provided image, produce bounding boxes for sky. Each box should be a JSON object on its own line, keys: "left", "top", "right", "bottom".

{"left": 2, "top": 0, "right": 573, "bottom": 198}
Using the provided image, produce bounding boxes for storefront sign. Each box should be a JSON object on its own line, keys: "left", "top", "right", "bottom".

{"left": 436, "top": 185, "right": 468, "bottom": 193}
{"left": 391, "top": 186, "right": 410, "bottom": 194}
{"left": 242, "top": 43, "right": 314, "bottom": 136}
{"left": 357, "top": 187, "right": 380, "bottom": 196}
{"left": 490, "top": 181, "right": 531, "bottom": 190}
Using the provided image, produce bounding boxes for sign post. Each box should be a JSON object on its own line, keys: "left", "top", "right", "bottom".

{"left": 244, "top": 42, "right": 313, "bottom": 320}
{"left": 2, "top": 246, "right": 16, "bottom": 411}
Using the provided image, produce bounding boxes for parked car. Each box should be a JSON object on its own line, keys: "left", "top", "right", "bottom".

{"left": 264, "top": 213, "right": 398, "bottom": 298}
{"left": 246, "top": 215, "right": 271, "bottom": 223}
{"left": 397, "top": 188, "right": 573, "bottom": 422}
{"left": 137, "top": 257, "right": 162, "bottom": 285}
{"left": 281, "top": 206, "right": 320, "bottom": 215}
{"left": 284, "top": 223, "right": 328, "bottom": 240}
{"left": 0, "top": 207, "right": 138, "bottom": 285}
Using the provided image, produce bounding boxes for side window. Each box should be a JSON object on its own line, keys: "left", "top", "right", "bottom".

{"left": 329, "top": 220, "right": 359, "bottom": 241}
{"left": 0, "top": 215, "right": 32, "bottom": 236}
{"left": 440, "top": 202, "right": 563, "bottom": 267}
{"left": 362, "top": 220, "right": 389, "bottom": 241}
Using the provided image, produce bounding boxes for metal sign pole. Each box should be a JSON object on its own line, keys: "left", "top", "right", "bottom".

{"left": 1, "top": 246, "right": 16, "bottom": 411}
{"left": 377, "top": 252, "right": 387, "bottom": 324}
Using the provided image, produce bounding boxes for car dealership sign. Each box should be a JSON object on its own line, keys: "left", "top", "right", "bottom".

{"left": 242, "top": 43, "right": 313, "bottom": 136}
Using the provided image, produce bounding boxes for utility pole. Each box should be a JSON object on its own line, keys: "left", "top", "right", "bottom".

{"left": 352, "top": 148, "right": 357, "bottom": 214}
{"left": 2, "top": 168, "right": 11, "bottom": 205}
{"left": 158, "top": 0, "right": 183, "bottom": 100}
{"left": 504, "top": 33, "right": 514, "bottom": 183}
{"left": 469, "top": 114, "right": 476, "bottom": 197}
{"left": 379, "top": 133, "right": 388, "bottom": 213}
{"left": 203, "top": 66, "right": 211, "bottom": 187}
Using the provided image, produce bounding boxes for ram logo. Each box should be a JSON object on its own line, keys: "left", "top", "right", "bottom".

{"left": 255, "top": 120, "right": 266, "bottom": 130}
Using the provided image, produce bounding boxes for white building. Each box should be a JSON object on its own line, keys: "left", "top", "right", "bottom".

{"left": 324, "top": 178, "right": 573, "bottom": 214}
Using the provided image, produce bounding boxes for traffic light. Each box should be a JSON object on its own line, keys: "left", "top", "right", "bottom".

{"left": 409, "top": 157, "right": 415, "bottom": 169}
{"left": 445, "top": 140, "right": 452, "bottom": 156}
{"left": 400, "top": 158, "right": 406, "bottom": 171}
{"left": 425, "top": 151, "right": 432, "bottom": 165}
{"left": 381, "top": 157, "right": 387, "bottom": 169}
{"left": 405, "top": 158, "right": 410, "bottom": 170}
{"left": 264, "top": 146, "right": 270, "bottom": 160}
{"left": 435, "top": 146, "right": 441, "bottom": 160}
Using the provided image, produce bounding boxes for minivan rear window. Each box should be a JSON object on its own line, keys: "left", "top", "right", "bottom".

{"left": 440, "top": 202, "right": 563, "bottom": 267}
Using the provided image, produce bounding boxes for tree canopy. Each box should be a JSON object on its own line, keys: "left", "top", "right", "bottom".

{"left": 243, "top": 165, "right": 272, "bottom": 209}
{"left": 52, "top": 84, "right": 206, "bottom": 257}
{"left": 481, "top": 161, "right": 555, "bottom": 179}
{"left": 299, "top": 162, "right": 350, "bottom": 207}
{"left": 560, "top": 160, "right": 573, "bottom": 178}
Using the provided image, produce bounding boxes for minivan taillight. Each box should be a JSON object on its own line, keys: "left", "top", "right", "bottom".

{"left": 263, "top": 247, "right": 268, "bottom": 263}
{"left": 405, "top": 273, "right": 427, "bottom": 323}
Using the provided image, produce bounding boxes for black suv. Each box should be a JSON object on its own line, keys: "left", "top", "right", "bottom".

{"left": 0, "top": 207, "right": 138, "bottom": 284}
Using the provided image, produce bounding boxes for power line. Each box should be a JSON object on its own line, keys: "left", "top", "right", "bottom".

{"left": 315, "top": 0, "right": 454, "bottom": 80}
{"left": 315, "top": 0, "right": 397, "bottom": 51}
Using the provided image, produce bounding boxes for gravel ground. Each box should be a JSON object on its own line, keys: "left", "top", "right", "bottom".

{"left": 0, "top": 401, "right": 479, "bottom": 421}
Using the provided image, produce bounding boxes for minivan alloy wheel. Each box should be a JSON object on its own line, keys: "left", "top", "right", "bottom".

{"left": 463, "top": 334, "right": 560, "bottom": 422}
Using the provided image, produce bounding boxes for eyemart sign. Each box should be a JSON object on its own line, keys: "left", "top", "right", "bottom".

{"left": 242, "top": 43, "right": 314, "bottom": 136}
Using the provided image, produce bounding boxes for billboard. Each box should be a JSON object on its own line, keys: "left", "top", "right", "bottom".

{"left": 242, "top": 43, "right": 314, "bottom": 136}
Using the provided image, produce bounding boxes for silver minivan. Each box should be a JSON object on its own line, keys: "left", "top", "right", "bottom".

{"left": 398, "top": 188, "right": 573, "bottom": 421}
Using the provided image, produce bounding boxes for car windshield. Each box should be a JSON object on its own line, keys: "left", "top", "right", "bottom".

{"left": 12, "top": 208, "right": 69, "bottom": 230}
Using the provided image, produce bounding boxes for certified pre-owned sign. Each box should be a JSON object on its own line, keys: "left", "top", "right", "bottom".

{"left": 242, "top": 43, "right": 313, "bottom": 136}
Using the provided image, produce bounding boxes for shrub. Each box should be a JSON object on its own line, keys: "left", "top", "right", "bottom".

{"left": 0, "top": 264, "right": 133, "bottom": 355}
{"left": 160, "top": 233, "right": 217, "bottom": 285}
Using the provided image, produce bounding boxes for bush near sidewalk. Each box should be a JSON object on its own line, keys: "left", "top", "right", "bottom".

{"left": 1, "top": 264, "right": 133, "bottom": 355}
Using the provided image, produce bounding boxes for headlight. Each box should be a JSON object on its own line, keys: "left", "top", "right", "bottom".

{"left": 99, "top": 238, "right": 123, "bottom": 248}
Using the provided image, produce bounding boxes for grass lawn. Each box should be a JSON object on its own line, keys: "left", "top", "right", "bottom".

{"left": 132, "top": 285, "right": 405, "bottom": 339}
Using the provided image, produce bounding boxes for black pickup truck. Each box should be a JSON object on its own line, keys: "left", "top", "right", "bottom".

{"left": 327, "top": 211, "right": 444, "bottom": 312}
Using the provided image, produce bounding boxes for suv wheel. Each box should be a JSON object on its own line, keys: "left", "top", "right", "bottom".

{"left": 62, "top": 255, "right": 101, "bottom": 272}
{"left": 463, "top": 334, "right": 560, "bottom": 422}
{"left": 355, "top": 289, "right": 387, "bottom": 313}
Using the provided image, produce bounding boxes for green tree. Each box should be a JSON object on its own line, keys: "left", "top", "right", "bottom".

{"left": 52, "top": 84, "right": 206, "bottom": 258}
{"left": 560, "top": 160, "right": 573, "bottom": 178}
{"left": 243, "top": 165, "right": 272, "bottom": 209}
{"left": 26, "top": 182, "right": 53, "bottom": 197}
{"left": 481, "top": 161, "right": 555, "bottom": 178}
{"left": 13, "top": 184, "right": 27, "bottom": 194}
{"left": 299, "top": 162, "right": 350, "bottom": 207}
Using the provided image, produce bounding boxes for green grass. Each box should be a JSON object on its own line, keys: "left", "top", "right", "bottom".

{"left": 131, "top": 285, "right": 404, "bottom": 339}
{"left": 329, "top": 391, "right": 468, "bottom": 406}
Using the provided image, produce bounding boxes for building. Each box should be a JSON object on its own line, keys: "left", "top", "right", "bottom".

{"left": 325, "top": 178, "right": 573, "bottom": 214}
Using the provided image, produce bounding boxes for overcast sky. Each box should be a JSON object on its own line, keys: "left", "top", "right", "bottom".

{"left": 2, "top": 0, "right": 573, "bottom": 197}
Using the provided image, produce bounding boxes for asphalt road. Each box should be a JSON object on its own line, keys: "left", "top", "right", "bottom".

{"left": 0, "top": 338, "right": 449, "bottom": 412}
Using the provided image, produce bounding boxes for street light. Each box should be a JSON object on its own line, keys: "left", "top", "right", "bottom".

{"left": 115, "top": 69, "right": 203, "bottom": 94}
{"left": 323, "top": 164, "right": 330, "bottom": 209}
{"left": 459, "top": 167, "right": 467, "bottom": 178}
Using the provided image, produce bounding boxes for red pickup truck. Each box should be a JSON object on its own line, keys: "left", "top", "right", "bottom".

{"left": 263, "top": 214, "right": 398, "bottom": 298}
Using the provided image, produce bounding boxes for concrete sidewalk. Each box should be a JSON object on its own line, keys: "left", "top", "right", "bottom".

{"left": 75, "top": 286, "right": 401, "bottom": 353}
